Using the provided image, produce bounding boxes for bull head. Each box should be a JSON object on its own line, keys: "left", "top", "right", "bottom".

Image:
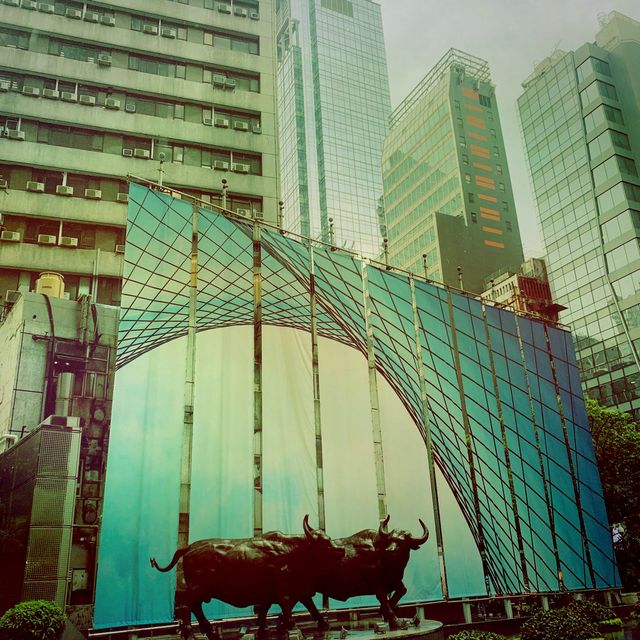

{"left": 409, "top": 519, "right": 429, "bottom": 550}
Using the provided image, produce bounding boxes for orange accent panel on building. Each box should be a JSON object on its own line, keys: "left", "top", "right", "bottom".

{"left": 484, "top": 239, "right": 505, "bottom": 248}
{"left": 476, "top": 176, "right": 495, "bottom": 188}
{"left": 480, "top": 212, "right": 500, "bottom": 221}
{"left": 462, "top": 87, "right": 479, "bottom": 100}
{"left": 482, "top": 226, "right": 503, "bottom": 235}
{"left": 473, "top": 162, "right": 493, "bottom": 172}
{"left": 469, "top": 132, "right": 488, "bottom": 141}
{"left": 464, "top": 103, "right": 483, "bottom": 112}
{"left": 466, "top": 116, "right": 486, "bottom": 129}
{"left": 480, "top": 206, "right": 498, "bottom": 215}
{"left": 478, "top": 193, "right": 498, "bottom": 202}
{"left": 470, "top": 145, "right": 490, "bottom": 158}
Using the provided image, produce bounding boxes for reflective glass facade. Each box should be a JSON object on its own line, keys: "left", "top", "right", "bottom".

{"left": 276, "top": 0, "right": 391, "bottom": 257}
{"left": 382, "top": 50, "right": 524, "bottom": 294}
{"left": 518, "top": 12, "right": 640, "bottom": 419}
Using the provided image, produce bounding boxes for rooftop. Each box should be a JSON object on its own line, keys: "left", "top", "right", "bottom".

{"left": 389, "top": 48, "right": 491, "bottom": 129}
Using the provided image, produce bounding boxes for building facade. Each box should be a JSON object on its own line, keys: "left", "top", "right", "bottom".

{"left": 382, "top": 49, "right": 524, "bottom": 294}
{"left": 518, "top": 11, "right": 640, "bottom": 418}
{"left": 0, "top": 0, "right": 278, "bottom": 307}
{"left": 276, "top": 0, "right": 391, "bottom": 257}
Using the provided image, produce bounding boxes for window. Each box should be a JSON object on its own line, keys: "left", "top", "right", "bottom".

{"left": 470, "top": 212, "right": 477, "bottom": 223}
{"left": 0, "top": 27, "right": 29, "bottom": 50}
{"left": 594, "top": 156, "right": 638, "bottom": 188}
{"left": 606, "top": 239, "right": 640, "bottom": 272}
{"left": 131, "top": 16, "right": 159, "bottom": 32}
{"left": 496, "top": 164, "right": 503, "bottom": 174}
{"left": 599, "top": 183, "right": 640, "bottom": 214}
{"left": 506, "top": 221, "right": 512, "bottom": 232}
{"left": 37, "top": 124, "right": 103, "bottom": 151}
{"left": 577, "top": 57, "right": 611, "bottom": 82}
{"left": 464, "top": 173, "right": 471, "bottom": 184}
{"left": 602, "top": 210, "right": 640, "bottom": 244}
{"left": 468, "top": 192, "right": 475, "bottom": 203}
{"left": 49, "top": 39, "right": 105, "bottom": 62}
{"left": 479, "top": 94, "right": 492, "bottom": 107}
{"left": 204, "top": 67, "right": 260, "bottom": 92}
{"left": 589, "top": 130, "right": 631, "bottom": 158}
{"left": 462, "top": 154, "right": 469, "bottom": 165}
{"left": 580, "top": 80, "right": 618, "bottom": 108}
{"left": 584, "top": 104, "right": 625, "bottom": 133}
{"left": 493, "top": 146, "right": 499, "bottom": 157}
{"left": 204, "top": 30, "right": 259, "bottom": 55}
{"left": 129, "top": 54, "right": 185, "bottom": 79}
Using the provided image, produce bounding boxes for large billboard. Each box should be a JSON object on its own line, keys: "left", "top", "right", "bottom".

{"left": 94, "top": 184, "right": 618, "bottom": 629}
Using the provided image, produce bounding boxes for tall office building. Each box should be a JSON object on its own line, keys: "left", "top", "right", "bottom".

{"left": 276, "top": 0, "right": 391, "bottom": 257}
{"left": 382, "top": 49, "right": 524, "bottom": 294}
{"left": 0, "top": 0, "right": 278, "bottom": 307}
{"left": 518, "top": 11, "right": 640, "bottom": 418}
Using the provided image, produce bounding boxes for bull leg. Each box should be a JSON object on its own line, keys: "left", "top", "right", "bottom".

{"left": 175, "top": 592, "right": 196, "bottom": 640}
{"left": 192, "top": 601, "right": 218, "bottom": 640}
{"left": 300, "top": 597, "right": 329, "bottom": 631}
{"left": 376, "top": 593, "right": 401, "bottom": 630}
{"left": 388, "top": 583, "right": 407, "bottom": 611}
{"left": 278, "top": 597, "right": 294, "bottom": 631}
{"left": 255, "top": 604, "right": 270, "bottom": 639}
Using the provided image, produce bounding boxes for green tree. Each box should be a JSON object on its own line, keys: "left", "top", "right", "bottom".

{"left": 586, "top": 398, "right": 640, "bottom": 588}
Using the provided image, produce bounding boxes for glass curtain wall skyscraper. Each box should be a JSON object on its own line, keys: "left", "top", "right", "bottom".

{"left": 276, "top": 0, "right": 391, "bottom": 257}
{"left": 382, "top": 50, "right": 524, "bottom": 294}
{"left": 518, "top": 11, "right": 640, "bottom": 419}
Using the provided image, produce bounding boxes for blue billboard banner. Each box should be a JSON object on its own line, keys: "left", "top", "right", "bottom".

{"left": 94, "top": 184, "right": 618, "bottom": 629}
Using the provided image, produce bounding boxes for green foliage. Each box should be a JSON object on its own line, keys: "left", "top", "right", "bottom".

{"left": 520, "top": 607, "right": 597, "bottom": 640}
{"left": 567, "top": 599, "right": 616, "bottom": 623}
{"left": 0, "top": 600, "right": 65, "bottom": 640}
{"left": 598, "top": 617, "right": 623, "bottom": 627}
{"left": 586, "top": 399, "right": 640, "bottom": 589}
{"left": 448, "top": 631, "right": 508, "bottom": 640}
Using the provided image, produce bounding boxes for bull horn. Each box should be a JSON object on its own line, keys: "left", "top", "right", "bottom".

{"left": 303, "top": 514, "right": 315, "bottom": 538}
{"left": 412, "top": 519, "right": 429, "bottom": 546}
{"left": 379, "top": 514, "right": 390, "bottom": 536}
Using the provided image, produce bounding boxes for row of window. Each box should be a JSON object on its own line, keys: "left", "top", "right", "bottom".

{"left": 576, "top": 56, "right": 611, "bottom": 84}
{"left": 0, "top": 71, "right": 261, "bottom": 126}
{"left": 588, "top": 128, "right": 631, "bottom": 159}
{"left": 601, "top": 209, "right": 640, "bottom": 245}
{"left": 593, "top": 155, "right": 638, "bottom": 189}
{"left": 612, "top": 270, "right": 640, "bottom": 302}
{"left": 584, "top": 104, "right": 624, "bottom": 134}
{"left": 605, "top": 238, "right": 640, "bottom": 273}
{"left": 597, "top": 182, "right": 640, "bottom": 216}
{"left": 580, "top": 79, "right": 618, "bottom": 109}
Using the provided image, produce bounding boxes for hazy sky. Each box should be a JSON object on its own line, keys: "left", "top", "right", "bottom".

{"left": 380, "top": 1, "right": 640, "bottom": 258}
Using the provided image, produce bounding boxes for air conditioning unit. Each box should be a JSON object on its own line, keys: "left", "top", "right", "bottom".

{"left": 42, "top": 88, "right": 59, "bottom": 99}
{"left": 234, "top": 121, "right": 249, "bottom": 131}
{"left": 115, "top": 243, "right": 126, "bottom": 254}
{"left": 98, "top": 53, "right": 112, "bottom": 66}
{"left": 213, "top": 160, "right": 229, "bottom": 171}
{"left": 161, "top": 27, "right": 177, "bottom": 38}
{"left": 55, "top": 185, "right": 74, "bottom": 196}
{"left": 214, "top": 117, "right": 229, "bottom": 128}
{"left": 232, "top": 163, "right": 250, "bottom": 174}
{"left": 202, "top": 116, "right": 212, "bottom": 126}
{"left": 143, "top": 24, "right": 159, "bottom": 35}
{"left": 1, "top": 230, "right": 20, "bottom": 242}
{"left": 65, "top": 7, "right": 82, "bottom": 18}
{"left": 38, "top": 2, "right": 54, "bottom": 12}
{"left": 125, "top": 103, "right": 136, "bottom": 113}
{"left": 8, "top": 130, "right": 25, "bottom": 141}
{"left": 217, "top": 3, "right": 231, "bottom": 13}
{"left": 212, "top": 74, "right": 227, "bottom": 87}
{"left": 38, "top": 234, "right": 57, "bottom": 245}
{"left": 253, "top": 211, "right": 264, "bottom": 220}
{"left": 133, "top": 148, "right": 150, "bottom": 159}
{"left": 249, "top": 11, "right": 259, "bottom": 19}
{"left": 116, "top": 192, "right": 128, "bottom": 203}
{"left": 84, "top": 11, "right": 99, "bottom": 22}
{"left": 79, "top": 94, "right": 96, "bottom": 105}
{"left": 101, "top": 14, "right": 115, "bottom": 26}
{"left": 122, "top": 148, "right": 133, "bottom": 157}
{"left": 236, "top": 208, "right": 251, "bottom": 216}
{"left": 84, "top": 188, "right": 102, "bottom": 199}
{"left": 0, "top": 80, "right": 11, "bottom": 92}
{"left": 234, "top": 7, "right": 248, "bottom": 17}
{"left": 225, "top": 78, "right": 237, "bottom": 89}
{"left": 0, "top": 179, "right": 8, "bottom": 188}
{"left": 27, "top": 181, "right": 45, "bottom": 192}
{"left": 61, "top": 91, "right": 77, "bottom": 102}
{"left": 21, "top": 0, "right": 37, "bottom": 9}
{"left": 252, "top": 124, "right": 262, "bottom": 134}
{"left": 22, "top": 86, "right": 40, "bottom": 97}
{"left": 105, "top": 97, "right": 120, "bottom": 109}
{"left": 59, "top": 236, "right": 78, "bottom": 247}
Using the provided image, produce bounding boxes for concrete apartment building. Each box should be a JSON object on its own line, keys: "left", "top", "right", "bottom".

{"left": 0, "top": 0, "right": 278, "bottom": 307}
{"left": 276, "top": 0, "right": 391, "bottom": 257}
{"left": 382, "top": 49, "right": 524, "bottom": 294}
{"left": 518, "top": 11, "right": 640, "bottom": 418}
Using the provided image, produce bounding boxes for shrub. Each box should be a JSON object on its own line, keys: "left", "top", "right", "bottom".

{"left": 448, "top": 632, "right": 508, "bottom": 640}
{"left": 0, "top": 600, "right": 65, "bottom": 640}
{"left": 568, "top": 600, "right": 616, "bottom": 623}
{"left": 520, "top": 607, "right": 597, "bottom": 640}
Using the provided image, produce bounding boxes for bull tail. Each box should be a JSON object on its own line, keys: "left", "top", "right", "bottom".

{"left": 150, "top": 547, "right": 189, "bottom": 572}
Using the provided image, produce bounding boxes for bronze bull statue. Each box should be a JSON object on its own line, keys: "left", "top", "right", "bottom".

{"left": 150, "top": 516, "right": 342, "bottom": 640}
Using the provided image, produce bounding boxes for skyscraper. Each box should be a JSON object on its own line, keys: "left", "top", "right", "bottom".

{"left": 0, "top": 0, "right": 277, "bottom": 307}
{"left": 276, "top": 0, "right": 391, "bottom": 257}
{"left": 518, "top": 11, "right": 640, "bottom": 419}
{"left": 381, "top": 49, "right": 524, "bottom": 294}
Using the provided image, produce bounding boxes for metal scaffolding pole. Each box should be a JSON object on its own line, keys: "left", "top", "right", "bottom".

{"left": 361, "top": 262, "right": 388, "bottom": 520}
{"left": 309, "top": 245, "right": 326, "bottom": 531}
{"left": 410, "top": 277, "right": 448, "bottom": 598}
{"left": 253, "top": 216, "right": 263, "bottom": 536}
{"left": 177, "top": 204, "right": 198, "bottom": 592}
